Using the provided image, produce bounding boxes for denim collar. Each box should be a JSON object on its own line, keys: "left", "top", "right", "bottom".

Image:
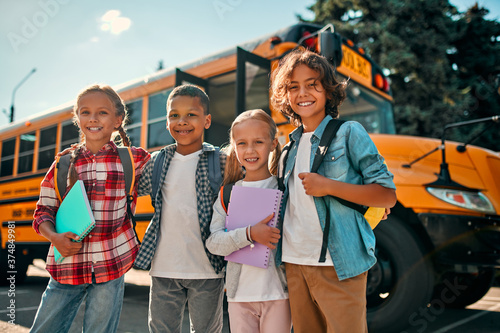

{"left": 288, "top": 115, "right": 333, "bottom": 143}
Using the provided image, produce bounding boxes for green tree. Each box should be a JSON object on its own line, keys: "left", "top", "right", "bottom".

{"left": 304, "top": 0, "right": 500, "bottom": 150}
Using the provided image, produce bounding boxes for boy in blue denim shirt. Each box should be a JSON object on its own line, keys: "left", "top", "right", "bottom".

{"left": 271, "top": 49, "right": 396, "bottom": 333}
{"left": 134, "top": 85, "right": 226, "bottom": 333}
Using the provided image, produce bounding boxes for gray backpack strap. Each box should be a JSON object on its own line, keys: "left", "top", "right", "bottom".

{"left": 207, "top": 147, "right": 222, "bottom": 194}
{"left": 117, "top": 147, "right": 134, "bottom": 197}
{"left": 151, "top": 149, "right": 166, "bottom": 206}
{"left": 117, "top": 147, "right": 140, "bottom": 244}
{"left": 55, "top": 154, "right": 71, "bottom": 201}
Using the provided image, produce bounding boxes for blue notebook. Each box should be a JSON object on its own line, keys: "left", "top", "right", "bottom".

{"left": 53, "top": 180, "right": 96, "bottom": 264}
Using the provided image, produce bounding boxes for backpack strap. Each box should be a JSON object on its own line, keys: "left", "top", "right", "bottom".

{"left": 220, "top": 182, "right": 235, "bottom": 213}
{"left": 311, "top": 119, "right": 345, "bottom": 173}
{"left": 151, "top": 149, "right": 166, "bottom": 207}
{"left": 207, "top": 147, "right": 222, "bottom": 194}
{"left": 314, "top": 119, "right": 343, "bottom": 262}
{"left": 277, "top": 140, "right": 294, "bottom": 192}
{"left": 55, "top": 154, "right": 71, "bottom": 202}
{"left": 117, "top": 147, "right": 139, "bottom": 244}
{"left": 117, "top": 147, "right": 135, "bottom": 198}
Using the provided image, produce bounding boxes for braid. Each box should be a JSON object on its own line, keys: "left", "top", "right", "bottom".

{"left": 68, "top": 144, "right": 83, "bottom": 189}
{"left": 116, "top": 126, "right": 131, "bottom": 147}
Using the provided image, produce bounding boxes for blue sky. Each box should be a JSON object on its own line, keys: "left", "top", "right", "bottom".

{"left": 1, "top": 0, "right": 499, "bottom": 129}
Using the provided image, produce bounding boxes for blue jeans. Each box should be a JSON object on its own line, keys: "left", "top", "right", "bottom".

{"left": 149, "top": 277, "right": 224, "bottom": 333}
{"left": 30, "top": 275, "right": 125, "bottom": 333}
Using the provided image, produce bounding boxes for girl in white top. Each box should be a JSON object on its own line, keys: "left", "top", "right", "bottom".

{"left": 206, "top": 109, "right": 291, "bottom": 333}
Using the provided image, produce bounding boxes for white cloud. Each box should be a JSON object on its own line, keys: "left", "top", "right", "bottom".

{"left": 100, "top": 10, "right": 131, "bottom": 35}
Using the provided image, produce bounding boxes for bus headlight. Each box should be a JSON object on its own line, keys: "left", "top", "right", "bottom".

{"left": 426, "top": 187, "right": 496, "bottom": 214}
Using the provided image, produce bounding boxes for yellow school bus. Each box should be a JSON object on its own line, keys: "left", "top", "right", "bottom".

{"left": 0, "top": 23, "right": 498, "bottom": 332}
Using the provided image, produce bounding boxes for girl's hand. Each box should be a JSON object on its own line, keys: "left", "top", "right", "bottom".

{"left": 382, "top": 207, "right": 391, "bottom": 220}
{"left": 51, "top": 232, "right": 82, "bottom": 257}
{"left": 249, "top": 213, "right": 281, "bottom": 249}
{"left": 298, "top": 172, "right": 329, "bottom": 197}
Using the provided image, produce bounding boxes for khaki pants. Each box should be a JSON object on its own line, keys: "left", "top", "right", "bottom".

{"left": 285, "top": 263, "right": 368, "bottom": 333}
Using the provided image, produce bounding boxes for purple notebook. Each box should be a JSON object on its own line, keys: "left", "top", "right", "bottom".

{"left": 224, "top": 186, "right": 283, "bottom": 268}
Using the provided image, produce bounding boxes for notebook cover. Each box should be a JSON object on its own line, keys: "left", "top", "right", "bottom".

{"left": 224, "top": 186, "right": 282, "bottom": 268}
{"left": 53, "top": 180, "right": 96, "bottom": 264}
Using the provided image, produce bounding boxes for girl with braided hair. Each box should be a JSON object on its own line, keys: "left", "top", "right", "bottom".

{"left": 30, "top": 84, "right": 150, "bottom": 333}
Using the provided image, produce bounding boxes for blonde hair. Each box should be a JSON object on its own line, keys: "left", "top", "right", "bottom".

{"left": 68, "top": 84, "right": 130, "bottom": 188}
{"left": 271, "top": 49, "right": 347, "bottom": 127}
{"left": 223, "top": 109, "right": 282, "bottom": 185}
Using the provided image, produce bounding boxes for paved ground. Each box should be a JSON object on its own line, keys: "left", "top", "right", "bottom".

{"left": 1, "top": 260, "right": 499, "bottom": 332}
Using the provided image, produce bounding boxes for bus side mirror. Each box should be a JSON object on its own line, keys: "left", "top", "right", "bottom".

{"left": 318, "top": 32, "right": 343, "bottom": 67}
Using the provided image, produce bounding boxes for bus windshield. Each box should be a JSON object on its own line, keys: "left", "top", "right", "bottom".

{"left": 340, "top": 82, "right": 396, "bottom": 134}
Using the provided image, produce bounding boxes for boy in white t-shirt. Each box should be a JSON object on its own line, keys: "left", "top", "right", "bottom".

{"left": 135, "top": 85, "right": 226, "bottom": 333}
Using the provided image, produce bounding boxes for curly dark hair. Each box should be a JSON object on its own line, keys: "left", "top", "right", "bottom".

{"left": 271, "top": 49, "right": 347, "bottom": 127}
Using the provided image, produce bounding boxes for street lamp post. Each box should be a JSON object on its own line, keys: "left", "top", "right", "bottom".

{"left": 10, "top": 68, "right": 37, "bottom": 123}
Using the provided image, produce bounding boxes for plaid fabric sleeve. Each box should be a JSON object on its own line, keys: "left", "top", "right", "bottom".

{"left": 137, "top": 151, "right": 156, "bottom": 197}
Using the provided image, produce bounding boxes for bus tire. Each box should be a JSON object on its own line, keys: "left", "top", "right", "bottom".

{"left": 367, "top": 216, "right": 434, "bottom": 333}
{"left": 432, "top": 268, "right": 495, "bottom": 309}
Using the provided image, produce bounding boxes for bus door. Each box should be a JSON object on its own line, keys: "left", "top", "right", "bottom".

{"left": 235, "top": 47, "right": 270, "bottom": 115}
{"left": 175, "top": 68, "right": 209, "bottom": 92}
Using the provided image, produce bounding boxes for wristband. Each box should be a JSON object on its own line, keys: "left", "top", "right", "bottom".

{"left": 247, "top": 226, "right": 255, "bottom": 249}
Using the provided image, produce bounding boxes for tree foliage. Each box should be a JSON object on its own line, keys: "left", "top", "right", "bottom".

{"left": 303, "top": 0, "right": 500, "bottom": 150}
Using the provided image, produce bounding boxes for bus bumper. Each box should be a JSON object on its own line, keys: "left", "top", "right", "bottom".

{"left": 418, "top": 213, "right": 500, "bottom": 268}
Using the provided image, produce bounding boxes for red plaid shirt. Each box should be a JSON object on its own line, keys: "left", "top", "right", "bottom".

{"left": 33, "top": 142, "right": 150, "bottom": 285}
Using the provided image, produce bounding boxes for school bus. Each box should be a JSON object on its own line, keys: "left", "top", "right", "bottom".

{"left": 0, "top": 23, "right": 498, "bottom": 332}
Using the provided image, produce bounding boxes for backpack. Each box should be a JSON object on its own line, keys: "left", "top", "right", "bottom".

{"left": 54, "top": 147, "right": 139, "bottom": 242}
{"left": 220, "top": 182, "right": 235, "bottom": 213}
{"left": 277, "top": 119, "right": 386, "bottom": 262}
{"left": 150, "top": 147, "right": 222, "bottom": 206}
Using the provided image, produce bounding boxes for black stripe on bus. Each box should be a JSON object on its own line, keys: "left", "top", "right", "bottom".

{"left": 0, "top": 196, "right": 39, "bottom": 205}
{"left": 0, "top": 172, "right": 46, "bottom": 184}
{"left": 2, "top": 220, "right": 33, "bottom": 227}
{"left": 135, "top": 214, "right": 154, "bottom": 222}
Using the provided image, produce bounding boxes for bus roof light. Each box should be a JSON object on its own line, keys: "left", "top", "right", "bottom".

{"left": 301, "top": 31, "right": 316, "bottom": 49}
{"left": 375, "top": 74, "right": 384, "bottom": 90}
{"left": 383, "top": 78, "right": 390, "bottom": 92}
{"left": 270, "top": 36, "right": 281, "bottom": 45}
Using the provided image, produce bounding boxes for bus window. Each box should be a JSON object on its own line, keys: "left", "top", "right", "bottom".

{"left": 236, "top": 47, "right": 270, "bottom": 114}
{"left": 125, "top": 99, "right": 143, "bottom": 146}
{"left": 18, "top": 132, "right": 36, "bottom": 174}
{"left": 207, "top": 72, "right": 236, "bottom": 147}
{"left": 61, "top": 121, "right": 80, "bottom": 150}
{"left": 341, "top": 83, "right": 396, "bottom": 134}
{"left": 0, "top": 138, "right": 16, "bottom": 177}
{"left": 147, "top": 89, "right": 174, "bottom": 149}
{"left": 38, "top": 126, "right": 58, "bottom": 170}
{"left": 243, "top": 62, "right": 270, "bottom": 112}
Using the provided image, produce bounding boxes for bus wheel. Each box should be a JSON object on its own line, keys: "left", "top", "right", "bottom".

{"left": 367, "top": 216, "right": 434, "bottom": 333}
{"left": 432, "top": 268, "right": 495, "bottom": 309}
